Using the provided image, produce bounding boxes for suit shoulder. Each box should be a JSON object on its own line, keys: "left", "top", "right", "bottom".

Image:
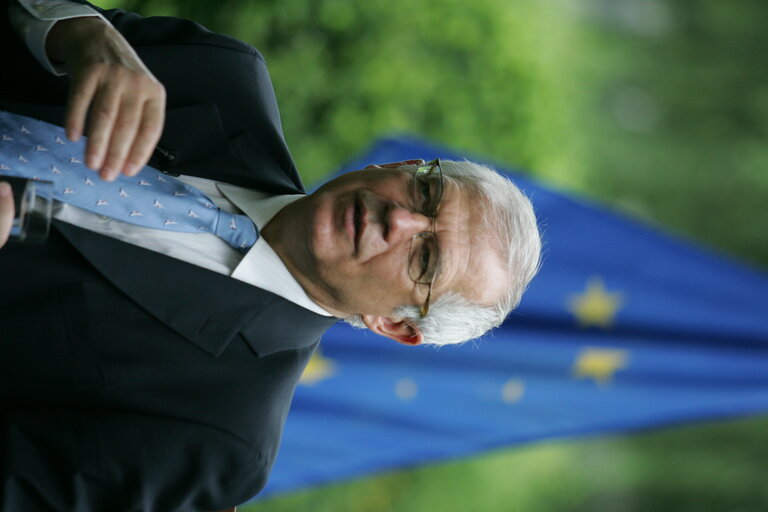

{"left": 138, "top": 16, "right": 264, "bottom": 60}
{"left": 98, "top": 7, "right": 266, "bottom": 61}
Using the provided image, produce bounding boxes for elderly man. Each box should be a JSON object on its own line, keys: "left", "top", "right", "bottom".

{"left": 0, "top": 1, "right": 540, "bottom": 511}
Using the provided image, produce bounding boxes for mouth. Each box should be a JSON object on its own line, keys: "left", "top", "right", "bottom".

{"left": 345, "top": 194, "right": 363, "bottom": 253}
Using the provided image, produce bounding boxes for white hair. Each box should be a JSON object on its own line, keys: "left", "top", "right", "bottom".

{"left": 345, "top": 159, "right": 541, "bottom": 345}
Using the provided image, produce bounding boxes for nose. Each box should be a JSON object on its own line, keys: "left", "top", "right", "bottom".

{"left": 386, "top": 203, "right": 433, "bottom": 242}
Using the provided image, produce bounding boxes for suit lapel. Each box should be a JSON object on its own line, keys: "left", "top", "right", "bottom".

{"left": 0, "top": 100, "right": 66, "bottom": 127}
{"left": 55, "top": 222, "right": 335, "bottom": 357}
{"left": 227, "top": 129, "right": 304, "bottom": 194}
{"left": 239, "top": 299, "right": 338, "bottom": 357}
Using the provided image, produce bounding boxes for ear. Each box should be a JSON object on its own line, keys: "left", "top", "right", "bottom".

{"left": 361, "top": 315, "right": 423, "bottom": 346}
{"left": 365, "top": 159, "right": 425, "bottom": 170}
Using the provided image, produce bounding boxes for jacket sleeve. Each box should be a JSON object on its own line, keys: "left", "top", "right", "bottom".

{"left": 1, "top": 410, "right": 266, "bottom": 512}
{"left": 9, "top": 0, "right": 104, "bottom": 74}
{"left": 1, "top": 0, "right": 262, "bottom": 107}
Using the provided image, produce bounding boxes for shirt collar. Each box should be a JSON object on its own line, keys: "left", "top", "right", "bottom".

{"left": 216, "top": 184, "right": 335, "bottom": 317}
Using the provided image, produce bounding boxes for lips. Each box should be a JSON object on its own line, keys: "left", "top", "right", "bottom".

{"left": 343, "top": 194, "right": 367, "bottom": 254}
{"left": 344, "top": 196, "right": 359, "bottom": 252}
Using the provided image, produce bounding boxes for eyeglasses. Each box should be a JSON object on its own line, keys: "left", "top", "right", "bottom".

{"left": 407, "top": 158, "right": 444, "bottom": 317}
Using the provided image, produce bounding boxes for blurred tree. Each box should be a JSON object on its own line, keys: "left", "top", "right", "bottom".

{"left": 575, "top": 0, "right": 768, "bottom": 267}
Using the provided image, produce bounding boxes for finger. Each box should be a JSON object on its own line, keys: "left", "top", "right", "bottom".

{"left": 101, "top": 96, "right": 144, "bottom": 181}
{"left": 84, "top": 84, "right": 122, "bottom": 175}
{"left": 121, "top": 96, "right": 165, "bottom": 176}
{"left": 64, "top": 69, "right": 100, "bottom": 143}
{"left": 0, "top": 182, "right": 15, "bottom": 248}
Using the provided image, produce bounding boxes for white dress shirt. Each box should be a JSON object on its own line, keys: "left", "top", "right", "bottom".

{"left": 9, "top": 0, "right": 334, "bottom": 317}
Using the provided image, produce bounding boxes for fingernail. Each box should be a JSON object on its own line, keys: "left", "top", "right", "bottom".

{"left": 124, "top": 163, "right": 140, "bottom": 176}
{"left": 102, "top": 166, "right": 117, "bottom": 181}
{"left": 0, "top": 182, "right": 10, "bottom": 197}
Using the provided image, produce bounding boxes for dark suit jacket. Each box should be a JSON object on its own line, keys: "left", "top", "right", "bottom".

{"left": 0, "top": 2, "right": 338, "bottom": 511}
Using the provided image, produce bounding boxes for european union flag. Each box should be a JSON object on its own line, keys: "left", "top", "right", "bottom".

{"left": 259, "top": 137, "right": 768, "bottom": 497}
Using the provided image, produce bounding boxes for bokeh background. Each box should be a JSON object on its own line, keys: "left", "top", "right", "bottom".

{"left": 99, "top": 0, "right": 768, "bottom": 510}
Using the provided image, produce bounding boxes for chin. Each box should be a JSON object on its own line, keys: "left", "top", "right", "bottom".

{"left": 307, "top": 194, "right": 340, "bottom": 261}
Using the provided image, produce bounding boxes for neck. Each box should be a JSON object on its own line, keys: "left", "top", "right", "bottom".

{"left": 261, "top": 197, "right": 345, "bottom": 318}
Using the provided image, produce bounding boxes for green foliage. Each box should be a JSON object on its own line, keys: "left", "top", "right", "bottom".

{"left": 571, "top": 0, "right": 768, "bottom": 268}
{"left": 242, "top": 416, "right": 768, "bottom": 512}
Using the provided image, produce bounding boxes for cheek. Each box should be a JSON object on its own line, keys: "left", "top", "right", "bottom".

{"left": 325, "top": 257, "right": 409, "bottom": 308}
{"left": 361, "top": 256, "right": 414, "bottom": 305}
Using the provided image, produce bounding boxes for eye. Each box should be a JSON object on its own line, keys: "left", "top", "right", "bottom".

{"left": 420, "top": 245, "right": 431, "bottom": 275}
{"left": 415, "top": 172, "right": 443, "bottom": 213}
{"left": 409, "top": 234, "right": 439, "bottom": 283}
{"left": 412, "top": 175, "right": 431, "bottom": 212}
{"left": 419, "top": 178, "right": 431, "bottom": 201}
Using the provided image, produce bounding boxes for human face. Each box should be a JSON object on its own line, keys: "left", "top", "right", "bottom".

{"left": 262, "top": 161, "right": 509, "bottom": 341}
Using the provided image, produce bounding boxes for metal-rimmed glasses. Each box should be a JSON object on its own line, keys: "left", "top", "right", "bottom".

{"left": 407, "top": 158, "right": 444, "bottom": 317}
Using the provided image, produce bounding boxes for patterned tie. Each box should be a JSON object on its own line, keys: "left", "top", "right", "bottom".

{"left": 0, "top": 110, "right": 258, "bottom": 252}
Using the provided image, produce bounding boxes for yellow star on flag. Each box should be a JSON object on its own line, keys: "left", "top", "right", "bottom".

{"left": 567, "top": 276, "right": 624, "bottom": 328}
{"left": 501, "top": 379, "right": 526, "bottom": 404}
{"left": 299, "top": 351, "right": 336, "bottom": 386}
{"left": 573, "top": 347, "right": 629, "bottom": 385}
{"left": 394, "top": 378, "right": 418, "bottom": 401}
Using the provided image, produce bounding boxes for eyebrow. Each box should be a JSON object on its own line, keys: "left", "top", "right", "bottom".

{"left": 430, "top": 180, "right": 452, "bottom": 289}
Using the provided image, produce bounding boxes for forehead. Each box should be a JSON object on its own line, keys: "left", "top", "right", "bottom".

{"left": 434, "top": 177, "right": 508, "bottom": 306}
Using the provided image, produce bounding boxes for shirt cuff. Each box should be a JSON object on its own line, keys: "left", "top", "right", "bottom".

{"left": 10, "top": 0, "right": 105, "bottom": 76}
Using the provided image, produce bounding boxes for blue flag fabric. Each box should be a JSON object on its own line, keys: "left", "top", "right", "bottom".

{"left": 258, "top": 137, "right": 768, "bottom": 497}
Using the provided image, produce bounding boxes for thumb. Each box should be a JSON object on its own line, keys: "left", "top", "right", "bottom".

{"left": 0, "top": 182, "right": 16, "bottom": 248}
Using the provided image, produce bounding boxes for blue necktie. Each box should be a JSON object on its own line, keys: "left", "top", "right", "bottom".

{"left": 0, "top": 110, "right": 259, "bottom": 252}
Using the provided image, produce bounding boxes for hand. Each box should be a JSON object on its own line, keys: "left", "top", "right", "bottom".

{"left": 46, "top": 17, "right": 166, "bottom": 181}
{"left": 0, "top": 182, "right": 15, "bottom": 249}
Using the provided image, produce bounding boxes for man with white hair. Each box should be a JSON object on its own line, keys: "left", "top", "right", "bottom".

{"left": 0, "top": 1, "right": 541, "bottom": 510}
